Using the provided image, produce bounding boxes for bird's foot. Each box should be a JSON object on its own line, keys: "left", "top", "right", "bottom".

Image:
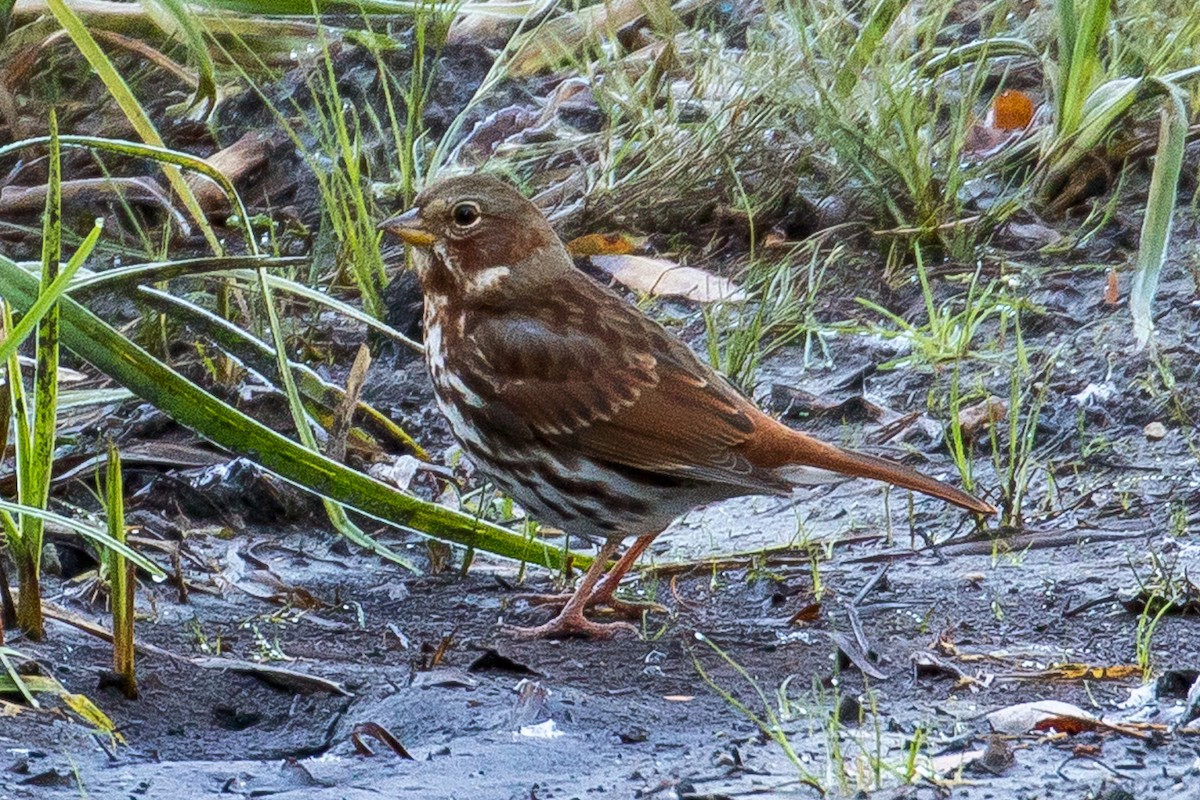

{"left": 501, "top": 610, "right": 638, "bottom": 640}
{"left": 593, "top": 595, "right": 667, "bottom": 618}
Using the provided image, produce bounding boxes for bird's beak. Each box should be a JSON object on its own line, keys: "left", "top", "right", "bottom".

{"left": 378, "top": 207, "right": 436, "bottom": 248}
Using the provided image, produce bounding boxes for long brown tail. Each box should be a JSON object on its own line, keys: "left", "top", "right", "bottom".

{"left": 742, "top": 416, "right": 996, "bottom": 515}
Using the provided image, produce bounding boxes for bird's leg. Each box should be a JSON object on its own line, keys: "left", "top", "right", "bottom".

{"left": 518, "top": 534, "right": 664, "bottom": 619}
{"left": 583, "top": 534, "right": 665, "bottom": 616}
{"left": 502, "top": 541, "right": 637, "bottom": 640}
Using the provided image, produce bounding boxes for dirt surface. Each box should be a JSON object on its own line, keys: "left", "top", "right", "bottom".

{"left": 5, "top": 253, "right": 1200, "bottom": 799}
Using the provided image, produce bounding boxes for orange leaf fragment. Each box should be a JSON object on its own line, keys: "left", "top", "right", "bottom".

{"left": 1033, "top": 715, "right": 1099, "bottom": 735}
{"left": 1104, "top": 267, "right": 1120, "bottom": 306}
{"left": 566, "top": 232, "right": 643, "bottom": 257}
{"left": 1044, "top": 663, "right": 1141, "bottom": 681}
{"left": 992, "top": 89, "right": 1035, "bottom": 131}
{"left": 788, "top": 602, "right": 822, "bottom": 625}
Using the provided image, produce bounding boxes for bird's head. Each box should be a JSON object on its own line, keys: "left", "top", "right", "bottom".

{"left": 379, "top": 174, "right": 569, "bottom": 304}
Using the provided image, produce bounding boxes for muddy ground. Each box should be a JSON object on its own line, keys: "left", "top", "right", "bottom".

{"left": 3, "top": 20, "right": 1200, "bottom": 800}
{"left": 4, "top": 254, "right": 1200, "bottom": 799}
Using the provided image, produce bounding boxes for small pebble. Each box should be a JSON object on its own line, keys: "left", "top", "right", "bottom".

{"left": 1144, "top": 421, "right": 1167, "bottom": 440}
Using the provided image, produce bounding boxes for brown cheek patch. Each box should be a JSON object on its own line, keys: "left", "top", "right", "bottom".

{"left": 454, "top": 222, "right": 553, "bottom": 274}
{"left": 422, "top": 256, "right": 457, "bottom": 297}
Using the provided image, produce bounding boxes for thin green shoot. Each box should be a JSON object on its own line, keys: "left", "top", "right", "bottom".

{"left": 105, "top": 442, "right": 137, "bottom": 699}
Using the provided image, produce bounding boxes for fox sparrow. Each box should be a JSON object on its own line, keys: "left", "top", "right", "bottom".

{"left": 380, "top": 174, "right": 994, "bottom": 639}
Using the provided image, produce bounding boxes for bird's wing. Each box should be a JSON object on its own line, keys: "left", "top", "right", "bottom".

{"left": 461, "top": 271, "right": 993, "bottom": 514}
{"left": 461, "top": 275, "right": 788, "bottom": 493}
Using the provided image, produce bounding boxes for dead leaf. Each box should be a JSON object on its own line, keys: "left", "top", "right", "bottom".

{"left": 0, "top": 177, "right": 192, "bottom": 235}
{"left": 184, "top": 130, "right": 282, "bottom": 217}
{"left": 963, "top": 89, "right": 1038, "bottom": 159}
{"left": 929, "top": 748, "right": 986, "bottom": 776}
{"left": 1000, "top": 220, "right": 1063, "bottom": 249}
{"left": 987, "top": 700, "right": 1094, "bottom": 734}
{"left": 829, "top": 632, "right": 888, "bottom": 680}
{"left": 191, "top": 657, "right": 350, "bottom": 695}
{"left": 566, "top": 232, "right": 644, "bottom": 256}
{"left": 351, "top": 721, "right": 415, "bottom": 759}
{"left": 445, "top": 0, "right": 533, "bottom": 46}
{"left": 788, "top": 602, "right": 822, "bottom": 625}
{"left": 1144, "top": 421, "right": 1167, "bottom": 440}
{"left": 591, "top": 255, "right": 746, "bottom": 302}
{"left": 992, "top": 89, "right": 1035, "bottom": 130}
{"left": 1032, "top": 715, "right": 1099, "bottom": 735}
{"left": 1037, "top": 663, "right": 1142, "bottom": 682}
{"left": 970, "top": 735, "right": 1016, "bottom": 775}
{"left": 955, "top": 396, "right": 1008, "bottom": 438}
{"left": 327, "top": 344, "right": 371, "bottom": 463}
{"left": 507, "top": 0, "right": 662, "bottom": 77}
{"left": 771, "top": 385, "right": 887, "bottom": 423}
{"left": 1104, "top": 267, "right": 1120, "bottom": 306}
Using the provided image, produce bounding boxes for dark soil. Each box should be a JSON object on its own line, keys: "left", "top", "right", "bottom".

{"left": 5, "top": 254, "right": 1200, "bottom": 799}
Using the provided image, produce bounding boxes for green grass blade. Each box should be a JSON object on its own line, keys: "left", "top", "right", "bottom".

{"left": 0, "top": 221, "right": 102, "bottom": 367}
{"left": 67, "top": 255, "right": 306, "bottom": 293}
{"left": 0, "top": 499, "right": 163, "bottom": 575}
{"left": 0, "top": 647, "right": 39, "bottom": 708}
{"left": 59, "top": 388, "right": 135, "bottom": 409}
{"left": 15, "top": 110, "right": 63, "bottom": 638}
{"left": 834, "top": 0, "right": 911, "bottom": 97}
{"left": 105, "top": 441, "right": 137, "bottom": 698}
{"left": 249, "top": 248, "right": 396, "bottom": 563}
{"left": 1058, "top": 0, "right": 1110, "bottom": 136}
{"left": 0, "top": 254, "right": 584, "bottom": 573}
{"left": 137, "top": 286, "right": 426, "bottom": 458}
{"left": 1130, "top": 87, "right": 1188, "bottom": 350}
{"left": 198, "top": 0, "right": 540, "bottom": 15}
{"left": 258, "top": 273, "right": 422, "bottom": 353}
{"left": 140, "top": 0, "right": 217, "bottom": 116}
{"left": 922, "top": 37, "right": 1040, "bottom": 76}
{"left": 43, "top": 0, "right": 220, "bottom": 253}
{"left": 67, "top": 258, "right": 421, "bottom": 354}
{"left": 0, "top": 135, "right": 255, "bottom": 252}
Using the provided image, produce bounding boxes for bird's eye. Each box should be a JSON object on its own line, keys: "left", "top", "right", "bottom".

{"left": 452, "top": 202, "right": 481, "bottom": 228}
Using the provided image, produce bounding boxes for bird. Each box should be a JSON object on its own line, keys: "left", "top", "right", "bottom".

{"left": 379, "top": 174, "right": 995, "bottom": 639}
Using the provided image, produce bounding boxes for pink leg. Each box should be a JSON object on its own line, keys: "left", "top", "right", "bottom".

{"left": 502, "top": 541, "right": 637, "bottom": 640}
{"left": 519, "top": 534, "right": 664, "bottom": 619}
{"left": 585, "top": 534, "right": 664, "bottom": 615}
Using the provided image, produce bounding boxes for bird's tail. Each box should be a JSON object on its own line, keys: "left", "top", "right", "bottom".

{"left": 744, "top": 418, "right": 996, "bottom": 516}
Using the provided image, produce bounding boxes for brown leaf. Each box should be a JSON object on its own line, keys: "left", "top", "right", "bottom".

{"left": 955, "top": 396, "right": 1007, "bottom": 438}
{"left": 506, "top": 0, "right": 666, "bottom": 77}
{"left": 1104, "top": 267, "right": 1120, "bottom": 306}
{"left": 988, "top": 700, "right": 1094, "bottom": 734}
{"left": 788, "top": 602, "right": 822, "bottom": 625}
{"left": 351, "top": 721, "right": 415, "bottom": 759}
{"left": 1032, "top": 715, "right": 1100, "bottom": 735}
{"left": 1038, "top": 663, "right": 1142, "bottom": 681}
{"left": 185, "top": 130, "right": 282, "bottom": 217}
